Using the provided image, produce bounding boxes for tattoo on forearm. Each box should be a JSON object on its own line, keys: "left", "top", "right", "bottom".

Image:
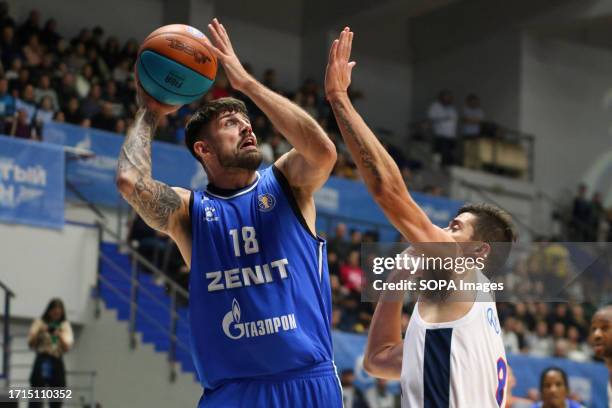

{"left": 117, "top": 110, "right": 181, "bottom": 230}
{"left": 332, "top": 102, "right": 383, "bottom": 185}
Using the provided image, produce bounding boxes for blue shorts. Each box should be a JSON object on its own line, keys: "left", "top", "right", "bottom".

{"left": 198, "top": 361, "right": 343, "bottom": 408}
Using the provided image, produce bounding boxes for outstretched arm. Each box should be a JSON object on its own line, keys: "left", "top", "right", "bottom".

{"left": 115, "top": 92, "right": 191, "bottom": 264}
{"left": 325, "top": 28, "right": 453, "bottom": 379}
{"left": 206, "top": 19, "right": 336, "bottom": 193}
{"left": 325, "top": 28, "right": 451, "bottom": 244}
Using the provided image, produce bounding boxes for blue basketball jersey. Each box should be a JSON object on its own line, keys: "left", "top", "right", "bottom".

{"left": 189, "top": 166, "right": 334, "bottom": 391}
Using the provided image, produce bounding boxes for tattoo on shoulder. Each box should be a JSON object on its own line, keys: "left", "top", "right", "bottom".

{"left": 332, "top": 102, "right": 382, "bottom": 184}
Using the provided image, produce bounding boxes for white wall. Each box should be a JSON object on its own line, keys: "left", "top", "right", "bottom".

{"left": 411, "top": 29, "right": 521, "bottom": 129}
{"left": 520, "top": 35, "right": 612, "bottom": 200}
{"left": 7, "top": 0, "right": 164, "bottom": 42}
{"left": 351, "top": 51, "right": 412, "bottom": 140}
{"left": 220, "top": 17, "right": 302, "bottom": 91}
{"left": 0, "top": 221, "right": 98, "bottom": 323}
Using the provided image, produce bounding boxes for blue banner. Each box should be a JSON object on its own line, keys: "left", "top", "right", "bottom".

{"left": 0, "top": 135, "right": 64, "bottom": 229}
{"left": 332, "top": 330, "right": 608, "bottom": 406}
{"left": 315, "top": 176, "right": 462, "bottom": 240}
{"left": 43, "top": 122, "right": 462, "bottom": 235}
{"left": 43, "top": 122, "right": 207, "bottom": 207}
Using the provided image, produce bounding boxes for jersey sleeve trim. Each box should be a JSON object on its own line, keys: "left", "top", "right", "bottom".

{"left": 271, "top": 164, "right": 321, "bottom": 242}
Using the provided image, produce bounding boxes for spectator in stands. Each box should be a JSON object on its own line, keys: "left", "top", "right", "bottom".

{"left": 22, "top": 33, "right": 43, "bottom": 67}
{"left": 570, "top": 184, "right": 591, "bottom": 241}
{"left": 0, "top": 76, "right": 15, "bottom": 130}
{"left": 34, "top": 74, "right": 59, "bottom": 111}
{"left": 11, "top": 67, "right": 32, "bottom": 96}
{"left": 76, "top": 64, "right": 95, "bottom": 98}
{"left": 4, "top": 57, "right": 21, "bottom": 82}
{"left": 33, "top": 95, "right": 55, "bottom": 129}
{"left": 90, "top": 101, "right": 116, "bottom": 131}
{"left": 340, "top": 250, "right": 364, "bottom": 293}
{"left": 328, "top": 223, "right": 349, "bottom": 260}
{"left": 461, "top": 93, "right": 485, "bottom": 137}
{"left": 427, "top": 89, "right": 458, "bottom": 166}
{"left": 340, "top": 369, "right": 367, "bottom": 408}
{"left": 11, "top": 108, "right": 36, "bottom": 139}
{"left": 565, "top": 326, "right": 589, "bottom": 362}
{"left": 63, "top": 96, "right": 83, "bottom": 125}
{"left": 41, "top": 18, "right": 61, "bottom": 51}
{"left": 67, "top": 42, "right": 87, "bottom": 73}
{"left": 17, "top": 9, "right": 40, "bottom": 44}
{"left": 1, "top": 25, "right": 20, "bottom": 69}
{"left": 533, "top": 367, "right": 585, "bottom": 408}
{"left": 0, "top": 2, "right": 14, "bottom": 31}
{"left": 365, "top": 378, "right": 396, "bottom": 408}
{"left": 80, "top": 84, "right": 102, "bottom": 119}
{"left": 552, "top": 338, "right": 569, "bottom": 359}
{"left": 56, "top": 72, "right": 78, "bottom": 109}
{"left": 349, "top": 229, "right": 363, "bottom": 253}
{"left": 27, "top": 298, "right": 73, "bottom": 408}
{"left": 16, "top": 83, "right": 37, "bottom": 121}
{"left": 103, "top": 37, "right": 122, "bottom": 70}
{"left": 503, "top": 316, "right": 520, "bottom": 353}
{"left": 570, "top": 304, "right": 589, "bottom": 341}
{"left": 527, "top": 320, "right": 553, "bottom": 357}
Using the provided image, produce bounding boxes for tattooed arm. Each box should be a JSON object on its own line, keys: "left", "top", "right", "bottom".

{"left": 116, "top": 107, "right": 192, "bottom": 266}
{"left": 325, "top": 28, "right": 451, "bottom": 244}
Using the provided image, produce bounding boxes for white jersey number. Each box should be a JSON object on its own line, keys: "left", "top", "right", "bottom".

{"left": 229, "top": 226, "right": 260, "bottom": 257}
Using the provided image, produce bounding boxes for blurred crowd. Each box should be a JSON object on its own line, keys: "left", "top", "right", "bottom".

{"left": 566, "top": 183, "right": 612, "bottom": 242}
{"left": 0, "top": 5, "right": 420, "bottom": 188}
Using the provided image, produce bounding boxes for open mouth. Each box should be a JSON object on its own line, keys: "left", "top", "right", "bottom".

{"left": 239, "top": 136, "right": 257, "bottom": 150}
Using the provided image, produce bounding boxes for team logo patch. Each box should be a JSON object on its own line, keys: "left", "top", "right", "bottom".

{"left": 204, "top": 205, "right": 218, "bottom": 222}
{"left": 487, "top": 307, "right": 500, "bottom": 334}
{"left": 257, "top": 193, "right": 276, "bottom": 212}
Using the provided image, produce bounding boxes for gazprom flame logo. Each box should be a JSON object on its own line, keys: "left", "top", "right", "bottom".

{"left": 220, "top": 298, "right": 298, "bottom": 340}
{"left": 222, "top": 298, "right": 244, "bottom": 340}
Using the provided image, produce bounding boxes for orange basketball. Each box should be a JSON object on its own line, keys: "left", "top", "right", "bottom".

{"left": 136, "top": 24, "right": 217, "bottom": 105}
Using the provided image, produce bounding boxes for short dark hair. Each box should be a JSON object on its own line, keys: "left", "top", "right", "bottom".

{"left": 457, "top": 203, "right": 517, "bottom": 273}
{"left": 184, "top": 97, "right": 248, "bottom": 162}
{"left": 539, "top": 366, "right": 568, "bottom": 392}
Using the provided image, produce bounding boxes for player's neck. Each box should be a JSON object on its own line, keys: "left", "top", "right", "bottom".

{"left": 207, "top": 169, "right": 257, "bottom": 191}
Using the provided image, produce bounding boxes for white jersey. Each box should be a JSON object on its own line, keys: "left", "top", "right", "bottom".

{"left": 400, "top": 292, "right": 507, "bottom": 407}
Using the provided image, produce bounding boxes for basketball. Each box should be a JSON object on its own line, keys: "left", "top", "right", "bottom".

{"left": 136, "top": 24, "right": 217, "bottom": 106}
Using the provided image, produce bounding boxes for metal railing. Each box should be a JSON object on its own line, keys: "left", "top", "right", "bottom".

{"left": 94, "top": 221, "right": 190, "bottom": 382}
{"left": 0, "top": 280, "right": 15, "bottom": 385}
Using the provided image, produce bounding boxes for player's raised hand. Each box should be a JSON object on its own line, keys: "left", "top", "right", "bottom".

{"left": 325, "top": 27, "right": 356, "bottom": 101}
{"left": 207, "top": 18, "right": 252, "bottom": 92}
